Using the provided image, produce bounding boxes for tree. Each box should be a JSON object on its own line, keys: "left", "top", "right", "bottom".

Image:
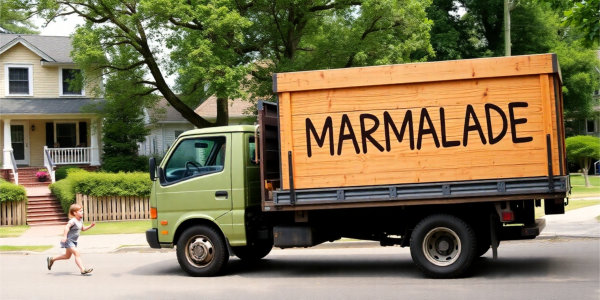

{"left": 563, "top": 0, "right": 599, "bottom": 47}
{"left": 242, "top": 0, "right": 434, "bottom": 102}
{"left": 33, "top": 0, "right": 433, "bottom": 124}
{"left": 566, "top": 135, "right": 600, "bottom": 187}
{"left": 32, "top": 0, "right": 249, "bottom": 128}
{"left": 0, "top": 0, "right": 39, "bottom": 33}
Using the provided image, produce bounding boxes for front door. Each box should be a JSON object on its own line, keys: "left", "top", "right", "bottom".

{"left": 10, "top": 122, "right": 29, "bottom": 165}
{"left": 156, "top": 134, "right": 233, "bottom": 242}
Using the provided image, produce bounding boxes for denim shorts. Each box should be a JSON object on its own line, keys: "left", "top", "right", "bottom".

{"left": 60, "top": 240, "right": 77, "bottom": 248}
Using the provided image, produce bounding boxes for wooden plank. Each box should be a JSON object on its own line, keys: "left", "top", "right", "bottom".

{"left": 279, "top": 92, "right": 294, "bottom": 189}
{"left": 121, "top": 196, "right": 126, "bottom": 220}
{"left": 275, "top": 54, "right": 557, "bottom": 92}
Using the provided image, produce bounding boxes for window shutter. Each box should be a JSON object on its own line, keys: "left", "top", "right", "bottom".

{"left": 79, "top": 122, "right": 88, "bottom": 146}
{"left": 46, "top": 123, "right": 54, "bottom": 147}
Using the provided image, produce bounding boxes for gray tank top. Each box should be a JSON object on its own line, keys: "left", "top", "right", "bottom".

{"left": 66, "top": 218, "right": 83, "bottom": 242}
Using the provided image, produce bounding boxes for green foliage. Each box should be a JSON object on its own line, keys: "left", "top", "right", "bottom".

{"left": 50, "top": 177, "right": 76, "bottom": 212}
{"left": 566, "top": 135, "right": 600, "bottom": 167}
{"left": 553, "top": 42, "right": 600, "bottom": 122}
{"left": 0, "top": 179, "right": 26, "bottom": 202}
{"left": 101, "top": 155, "right": 149, "bottom": 173}
{"left": 55, "top": 166, "right": 83, "bottom": 181}
{"left": 50, "top": 170, "right": 152, "bottom": 213}
{"left": 563, "top": 0, "right": 599, "bottom": 47}
{"left": 0, "top": 0, "right": 39, "bottom": 34}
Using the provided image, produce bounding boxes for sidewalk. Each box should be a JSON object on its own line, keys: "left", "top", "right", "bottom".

{"left": 1, "top": 202, "right": 598, "bottom": 255}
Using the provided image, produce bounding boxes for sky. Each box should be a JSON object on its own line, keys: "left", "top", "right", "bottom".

{"left": 35, "top": 15, "right": 82, "bottom": 36}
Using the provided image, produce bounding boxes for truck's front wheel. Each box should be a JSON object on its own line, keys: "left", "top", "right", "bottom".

{"left": 176, "top": 225, "right": 229, "bottom": 276}
{"left": 410, "top": 214, "right": 476, "bottom": 278}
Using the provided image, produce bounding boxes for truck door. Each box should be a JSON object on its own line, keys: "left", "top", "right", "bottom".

{"left": 157, "top": 134, "right": 232, "bottom": 232}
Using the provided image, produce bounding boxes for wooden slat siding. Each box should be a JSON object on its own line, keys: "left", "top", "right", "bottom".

{"left": 275, "top": 54, "right": 556, "bottom": 93}
{"left": 279, "top": 71, "right": 562, "bottom": 190}
{"left": 279, "top": 92, "right": 295, "bottom": 190}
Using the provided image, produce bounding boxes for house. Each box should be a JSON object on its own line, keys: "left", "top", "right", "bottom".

{"left": 138, "top": 96, "right": 255, "bottom": 156}
{"left": 0, "top": 34, "right": 103, "bottom": 177}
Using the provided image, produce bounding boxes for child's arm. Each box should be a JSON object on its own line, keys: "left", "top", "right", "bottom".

{"left": 61, "top": 221, "right": 73, "bottom": 242}
{"left": 82, "top": 222, "right": 96, "bottom": 231}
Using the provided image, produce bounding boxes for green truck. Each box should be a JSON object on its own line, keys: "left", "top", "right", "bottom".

{"left": 146, "top": 55, "right": 569, "bottom": 278}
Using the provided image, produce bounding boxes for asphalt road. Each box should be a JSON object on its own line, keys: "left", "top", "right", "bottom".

{"left": 1, "top": 238, "right": 598, "bottom": 300}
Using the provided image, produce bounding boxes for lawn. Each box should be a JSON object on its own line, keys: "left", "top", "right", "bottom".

{"left": 570, "top": 174, "right": 600, "bottom": 197}
{"left": 0, "top": 226, "right": 29, "bottom": 238}
{"left": 81, "top": 220, "right": 151, "bottom": 235}
{"left": 0, "top": 245, "right": 52, "bottom": 252}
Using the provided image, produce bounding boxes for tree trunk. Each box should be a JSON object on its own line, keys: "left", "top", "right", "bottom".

{"left": 215, "top": 97, "right": 229, "bottom": 126}
{"left": 581, "top": 158, "right": 592, "bottom": 187}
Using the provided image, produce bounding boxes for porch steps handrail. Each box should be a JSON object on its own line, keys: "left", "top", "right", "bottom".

{"left": 47, "top": 147, "right": 91, "bottom": 165}
{"left": 44, "top": 146, "right": 56, "bottom": 183}
{"left": 9, "top": 150, "right": 18, "bottom": 185}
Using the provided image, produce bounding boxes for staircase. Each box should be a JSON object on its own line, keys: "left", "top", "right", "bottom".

{"left": 10, "top": 167, "right": 68, "bottom": 226}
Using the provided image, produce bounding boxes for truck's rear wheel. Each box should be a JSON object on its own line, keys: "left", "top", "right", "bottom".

{"left": 410, "top": 214, "right": 476, "bottom": 278}
{"left": 176, "top": 225, "right": 229, "bottom": 276}
{"left": 232, "top": 241, "right": 273, "bottom": 261}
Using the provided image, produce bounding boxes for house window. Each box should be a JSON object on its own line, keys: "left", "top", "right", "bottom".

{"left": 5, "top": 65, "right": 33, "bottom": 96}
{"left": 60, "top": 68, "right": 83, "bottom": 96}
{"left": 586, "top": 120, "right": 596, "bottom": 133}
{"left": 175, "top": 130, "right": 184, "bottom": 138}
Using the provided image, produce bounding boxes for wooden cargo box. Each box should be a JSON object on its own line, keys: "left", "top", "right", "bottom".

{"left": 267, "top": 54, "right": 568, "bottom": 210}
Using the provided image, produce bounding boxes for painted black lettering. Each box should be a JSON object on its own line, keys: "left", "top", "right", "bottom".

{"left": 360, "top": 114, "right": 384, "bottom": 154}
{"left": 337, "top": 114, "right": 360, "bottom": 155}
{"left": 485, "top": 103, "right": 508, "bottom": 144}
{"left": 439, "top": 107, "right": 460, "bottom": 147}
{"left": 508, "top": 102, "right": 533, "bottom": 143}
{"left": 305, "top": 117, "right": 334, "bottom": 157}
{"left": 463, "top": 104, "right": 487, "bottom": 147}
{"left": 384, "top": 110, "right": 414, "bottom": 151}
{"left": 417, "top": 108, "right": 440, "bottom": 150}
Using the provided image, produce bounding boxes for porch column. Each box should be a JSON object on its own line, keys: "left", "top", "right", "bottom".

{"left": 90, "top": 118, "right": 100, "bottom": 166}
{"left": 3, "top": 119, "right": 13, "bottom": 169}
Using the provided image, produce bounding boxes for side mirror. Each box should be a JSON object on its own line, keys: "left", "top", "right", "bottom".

{"left": 149, "top": 157, "right": 156, "bottom": 181}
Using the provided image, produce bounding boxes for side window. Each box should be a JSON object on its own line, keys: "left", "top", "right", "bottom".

{"left": 163, "top": 136, "right": 226, "bottom": 183}
{"left": 248, "top": 136, "right": 256, "bottom": 163}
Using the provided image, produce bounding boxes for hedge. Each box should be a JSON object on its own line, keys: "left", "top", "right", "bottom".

{"left": 0, "top": 179, "right": 27, "bottom": 203}
{"left": 50, "top": 170, "right": 152, "bottom": 213}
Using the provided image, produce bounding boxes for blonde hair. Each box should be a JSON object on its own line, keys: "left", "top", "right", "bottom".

{"left": 68, "top": 204, "right": 82, "bottom": 218}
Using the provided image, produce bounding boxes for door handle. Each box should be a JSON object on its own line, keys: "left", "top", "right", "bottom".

{"left": 215, "top": 191, "right": 228, "bottom": 198}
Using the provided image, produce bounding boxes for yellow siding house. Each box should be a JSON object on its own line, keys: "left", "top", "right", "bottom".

{"left": 0, "top": 34, "right": 103, "bottom": 180}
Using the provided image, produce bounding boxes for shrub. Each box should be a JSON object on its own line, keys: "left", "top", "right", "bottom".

{"left": 101, "top": 155, "right": 148, "bottom": 173}
{"left": 50, "top": 170, "right": 152, "bottom": 213}
{"left": 50, "top": 178, "right": 76, "bottom": 212}
{"left": 55, "top": 166, "right": 83, "bottom": 181}
{"left": 0, "top": 179, "right": 27, "bottom": 202}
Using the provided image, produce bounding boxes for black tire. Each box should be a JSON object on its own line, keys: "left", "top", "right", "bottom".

{"left": 232, "top": 242, "right": 273, "bottom": 261}
{"left": 410, "top": 214, "right": 477, "bottom": 278}
{"left": 176, "top": 225, "right": 229, "bottom": 277}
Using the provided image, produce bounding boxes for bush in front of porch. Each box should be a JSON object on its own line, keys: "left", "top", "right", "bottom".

{"left": 0, "top": 179, "right": 26, "bottom": 203}
{"left": 50, "top": 170, "right": 152, "bottom": 213}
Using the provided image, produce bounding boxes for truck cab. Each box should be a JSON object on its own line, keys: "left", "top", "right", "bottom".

{"left": 146, "top": 125, "right": 267, "bottom": 276}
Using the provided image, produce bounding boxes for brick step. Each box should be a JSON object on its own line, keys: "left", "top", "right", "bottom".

{"left": 28, "top": 196, "right": 56, "bottom": 201}
{"left": 20, "top": 183, "right": 52, "bottom": 187}
{"left": 28, "top": 209, "right": 64, "bottom": 216}
{"left": 27, "top": 215, "right": 68, "bottom": 223}
{"left": 28, "top": 220, "right": 68, "bottom": 226}
{"left": 28, "top": 203, "right": 62, "bottom": 209}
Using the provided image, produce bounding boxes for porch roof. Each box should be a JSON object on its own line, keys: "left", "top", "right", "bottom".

{"left": 0, "top": 98, "right": 103, "bottom": 115}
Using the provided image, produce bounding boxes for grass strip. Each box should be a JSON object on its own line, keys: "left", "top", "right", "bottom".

{"left": 0, "top": 245, "right": 52, "bottom": 252}
{"left": 0, "top": 226, "right": 29, "bottom": 238}
{"left": 81, "top": 220, "right": 151, "bottom": 235}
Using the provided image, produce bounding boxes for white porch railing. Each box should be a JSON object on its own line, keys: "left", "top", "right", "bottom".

{"left": 9, "top": 150, "right": 18, "bottom": 185}
{"left": 43, "top": 146, "right": 56, "bottom": 183}
{"left": 47, "top": 147, "right": 92, "bottom": 165}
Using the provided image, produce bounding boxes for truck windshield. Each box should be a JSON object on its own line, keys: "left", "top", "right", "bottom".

{"left": 163, "top": 136, "right": 226, "bottom": 183}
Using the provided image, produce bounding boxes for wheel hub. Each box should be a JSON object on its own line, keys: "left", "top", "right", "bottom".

{"left": 422, "top": 227, "right": 461, "bottom": 267}
{"left": 186, "top": 235, "right": 214, "bottom": 267}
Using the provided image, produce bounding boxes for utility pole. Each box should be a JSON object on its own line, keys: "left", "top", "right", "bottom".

{"left": 504, "top": 0, "right": 515, "bottom": 56}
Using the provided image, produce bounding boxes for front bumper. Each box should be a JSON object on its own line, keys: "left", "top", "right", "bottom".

{"left": 146, "top": 228, "right": 161, "bottom": 248}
